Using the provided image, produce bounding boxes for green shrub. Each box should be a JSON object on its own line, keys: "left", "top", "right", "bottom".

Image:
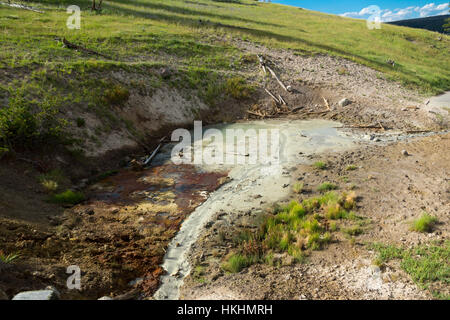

{"left": 224, "top": 77, "right": 253, "bottom": 99}
{"left": 50, "top": 189, "right": 85, "bottom": 205}
{"left": 0, "top": 89, "right": 65, "bottom": 150}
{"left": 411, "top": 213, "right": 438, "bottom": 233}
{"left": 103, "top": 85, "right": 130, "bottom": 106}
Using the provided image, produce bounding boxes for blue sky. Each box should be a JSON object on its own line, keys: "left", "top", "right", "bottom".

{"left": 271, "top": 1, "right": 450, "bottom": 21}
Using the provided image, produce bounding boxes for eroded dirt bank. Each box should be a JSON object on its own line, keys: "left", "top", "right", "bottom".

{"left": 180, "top": 132, "right": 449, "bottom": 300}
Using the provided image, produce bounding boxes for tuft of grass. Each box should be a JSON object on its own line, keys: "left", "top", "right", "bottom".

{"left": 49, "top": 190, "right": 85, "bottom": 205}
{"left": 292, "top": 182, "right": 304, "bottom": 194}
{"left": 222, "top": 253, "right": 252, "bottom": 273}
{"left": 0, "top": 251, "right": 20, "bottom": 264}
{"left": 224, "top": 77, "right": 253, "bottom": 99}
{"left": 411, "top": 212, "right": 438, "bottom": 233}
{"left": 313, "top": 161, "right": 327, "bottom": 170}
{"left": 317, "top": 182, "right": 338, "bottom": 192}
{"left": 103, "top": 85, "right": 130, "bottom": 106}
{"left": 346, "top": 164, "right": 358, "bottom": 171}
{"left": 343, "top": 226, "right": 363, "bottom": 236}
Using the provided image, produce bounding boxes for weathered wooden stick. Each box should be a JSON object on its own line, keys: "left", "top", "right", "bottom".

{"left": 278, "top": 95, "right": 287, "bottom": 106}
{"left": 378, "top": 120, "right": 385, "bottom": 131}
{"left": 264, "top": 88, "right": 280, "bottom": 104}
{"left": 144, "top": 136, "right": 166, "bottom": 166}
{"left": 266, "top": 66, "right": 289, "bottom": 92}
{"left": 322, "top": 97, "right": 331, "bottom": 111}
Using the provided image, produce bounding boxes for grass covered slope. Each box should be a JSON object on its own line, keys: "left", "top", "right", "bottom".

{"left": 2, "top": 0, "right": 449, "bottom": 91}
{"left": 0, "top": 0, "right": 449, "bottom": 154}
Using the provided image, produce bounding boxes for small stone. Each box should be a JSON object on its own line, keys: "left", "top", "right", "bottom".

{"left": 338, "top": 98, "right": 351, "bottom": 107}
{"left": 401, "top": 150, "right": 409, "bottom": 156}
{"left": 98, "top": 296, "right": 113, "bottom": 300}
{"left": 12, "top": 289, "right": 59, "bottom": 300}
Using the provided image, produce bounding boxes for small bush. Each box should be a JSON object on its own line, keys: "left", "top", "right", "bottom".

{"left": 411, "top": 213, "right": 437, "bottom": 233}
{"left": 346, "top": 165, "right": 357, "bottom": 171}
{"left": 224, "top": 77, "right": 253, "bottom": 99}
{"left": 103, "top": 85, "right": 130, "bottom": 106}
{"left": 317, "top": 182, "right": 338, "bottom": 192}
{"left": 76, "top": 117, "right": 86, "bottom": 128}
{"left": 313, "top": 161, "right": 327, "bottom": 170}
{"left": 50, "top": 189, "right": 85, "bottom": 205}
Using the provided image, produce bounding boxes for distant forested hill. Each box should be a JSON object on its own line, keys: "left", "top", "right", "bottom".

{"left": 387, "top": 15, "right": 450, "bottom": 34}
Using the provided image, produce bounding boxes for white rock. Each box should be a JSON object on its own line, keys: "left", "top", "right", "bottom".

{"left": 338, "top": 98, "right": 351, "bottom": 107}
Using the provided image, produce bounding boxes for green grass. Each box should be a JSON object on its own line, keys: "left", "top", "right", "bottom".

{"left": 370, "top": 241, "right": 450, "bottom": 298}
{"left": 0, "top": 251, "right": 20, "bottom": 264}
{"left": 346, "top": 164, "right": 358, "bottom": 171}
{"left": 292, "top": 182, "right": 304, "bottom": 194}
{"left": 313, "top": 161, "right": 327, "bottom": 170}
{"left": 223, "top": 191, "right": 362, "bottom": 272}
{"left": 222, "top": 253, "right": 253, "bottom": 273}
{"left": 1, "top": 0, "right": 448, "bottom": 94}
{"left": 317, "top": 182, "right": 338, "bottom": 192}
{"left": 49, "top": 189, "right": 85, "bottom": 205}
{"left": 411, "top": 212, "right": 438, "bottom": 233}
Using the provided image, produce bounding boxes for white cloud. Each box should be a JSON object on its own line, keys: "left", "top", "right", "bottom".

{"left": 340, "top": 2, "right": 449, "bottom": 22}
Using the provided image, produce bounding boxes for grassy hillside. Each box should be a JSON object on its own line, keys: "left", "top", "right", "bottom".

{"left": 0, "top": 0, "right": 449, "bottom": 153}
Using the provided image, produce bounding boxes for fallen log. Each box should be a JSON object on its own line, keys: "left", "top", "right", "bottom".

{"left": 61, "top": 38, "right": 111, "bottom": 59}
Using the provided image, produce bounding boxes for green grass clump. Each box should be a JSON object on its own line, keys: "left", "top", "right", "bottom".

{"left": 313, "top": 161, "right": 327, "bottom": 170}
{"left": 0, "top": 251, "right": 20, "bottom": 264}
{"left": 222, "top": 253, "right": 252, "bottom": 273}
{"left": 317, "top": 182, "right": 338, "bottom": 192}
{"left": 103, "top": 85, "right": 130, "bottom": 106}
{"left": 346, "top": 165, "right": 357, "bottom": 171}
{"left": 224, "top": 191, "right": 361, "bottom": 272}
{"left": 411, "top": 213, "right": 438, "bottom": 233}
{"left": 292, "top": 182, "right": 304, "bottom": 194}
{"left": 50, "top": 190, "right": 85, "bottom": 205}
{"left": 370, "top": 241, "right": 450, "bottom": 298}
{"left": 224, "top": 77, "right": 253, "bottom": 99}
